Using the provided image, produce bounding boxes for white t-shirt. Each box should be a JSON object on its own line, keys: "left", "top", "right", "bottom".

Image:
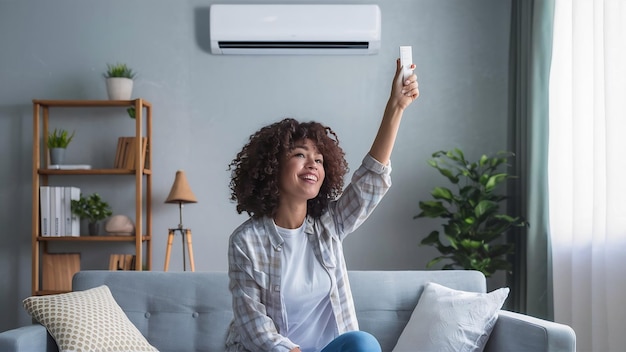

{"left": 276, "top": 222, "right": 338, "bottom": 352}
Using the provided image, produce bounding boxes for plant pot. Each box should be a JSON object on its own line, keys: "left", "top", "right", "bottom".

{"left": 88, "top": 222, "right": 100, "bottom": 236}
{"left": 49, "top": 148, "right": 66, "bottom": 165}
{"left": 106, "top": 77, "right": 133, "bottom": 100}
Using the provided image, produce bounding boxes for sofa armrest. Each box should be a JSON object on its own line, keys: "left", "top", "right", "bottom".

{"left": 484, "top": 310, "right": 576, "bottom": 352}
{"left": 0, "top": 324, "right": 59, "bottom": 352}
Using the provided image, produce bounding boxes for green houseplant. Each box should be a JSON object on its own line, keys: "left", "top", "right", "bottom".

{"left": 47, "top": 128, "right": 75, "bottom": 148}
{"left": 414, "top": 148, "right": 528, "bottom": 277}
{"left": 126, "top": 107, "right": 136, "bottom": 119}
{"left": 104, "top": 63, "right": 136, "bottom": 79}
{"left": 104, "top": 63, "right": 136, "bottom": 100}
{"left": 47, "top": 128, "right": 75, "bottom": 165}
{"left": 71, "top": 193, "right": 113, "bottom": 235}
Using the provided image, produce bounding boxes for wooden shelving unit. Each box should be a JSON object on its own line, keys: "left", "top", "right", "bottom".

{"left": 31, "top": 99, "right": 153, "bottom": 295}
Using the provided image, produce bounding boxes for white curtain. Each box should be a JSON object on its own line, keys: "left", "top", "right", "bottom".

{"left": 549, "top": 0, "right": 626, "bottom": 351}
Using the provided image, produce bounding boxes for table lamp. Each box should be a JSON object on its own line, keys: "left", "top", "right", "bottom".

{"left": 164, "top": 170, "right": 197, "bottom": 271}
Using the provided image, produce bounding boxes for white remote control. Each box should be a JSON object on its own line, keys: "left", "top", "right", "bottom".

{"left": 400, "top": 46, "right": 413, "bottom": 81}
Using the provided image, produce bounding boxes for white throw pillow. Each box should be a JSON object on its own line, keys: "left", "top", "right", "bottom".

{"left": 392, "top": 281, "right": 509, "bottom": 352}
{"left": 23, "top": 285, "right": 158, "bottom": 352}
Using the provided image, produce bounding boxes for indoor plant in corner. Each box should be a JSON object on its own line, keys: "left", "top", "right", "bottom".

{"left": 71, "top": 193, "right": 113, "bottom": 236}
{"left": 104, "top": 63, "right": 136, "bottom": 100}
{"left": 47, "top": 128, "right": 75, "bottom": 165}
{"left": 414, "top": 148, "right": 528, "bottom": 278}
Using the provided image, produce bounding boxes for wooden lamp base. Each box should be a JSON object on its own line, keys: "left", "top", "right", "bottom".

{"left": 164, "top": 228, "right": 195, "bottom": 271}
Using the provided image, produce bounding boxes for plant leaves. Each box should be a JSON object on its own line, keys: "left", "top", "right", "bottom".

{"left": 460, "top": 239, "right": 482, "bottom": 250}
{"left": 434, "top": 166, "right": 459, "bottom": 184}
{"left": 474, "top": 200, "right": 498, "bottom": 219}
{"left": 479, "top": 154, "right": 489, "bottom": 166}
{"left": 485, "top": 173, "right": 508, "bottom": 192}
{"left": 420, "top": 231, "right": 441, "bottom": 245}
{"left": 417, "top": 201, "right": 449, "bottom": 218}
{"left": 414, "top": 148, "right": 527, "bottom": 277}
{"left": 445, "top": 234, "right": 459, "bottom": 250}
{"left": 432, "top": 187, "right": 453, "bottom": 201}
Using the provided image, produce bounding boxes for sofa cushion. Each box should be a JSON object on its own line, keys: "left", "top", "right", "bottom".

{"left": 23, "top": 285, "right": 157, "bottom": 352}
{"left": 392, "top": 281, "right": 509, "bottom": 352}
{"left": 349, "top": 270, "right": 487, "bottom": 352}
{"left": 72, "top": 271, "right": 233, "bottom": 352}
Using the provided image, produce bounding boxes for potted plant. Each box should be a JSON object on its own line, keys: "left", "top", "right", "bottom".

{"left": 126, "top": 107, "right": 136, "bottom": 119}
{"left": 414, "top": 148, "right": 529, "bottom": 277}
{"left": 104, "top": 63, "right": 136, "bottom": 100}
{"left": 71, "top": 193, "right": 113, "bottom": 235}
{"left": 47, "top": 128, "right": 75, "bottom": 165}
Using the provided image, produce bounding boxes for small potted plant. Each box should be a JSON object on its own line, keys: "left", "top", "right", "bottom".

{"left": 47, "top": 128, "right": 75, "bottom": 165}
{"left": 104, "top": 63, "right": 136, "bottom": 100}
{"left": 126, "top": 106, "right": 136, "bottom": 119}
{"left": 71, "top": 193, "right": 113, "bottom": 236}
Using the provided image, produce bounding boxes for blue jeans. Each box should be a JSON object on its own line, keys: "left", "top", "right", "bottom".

{"left": 320, "top": 331, "right": 382, "bottom": 352}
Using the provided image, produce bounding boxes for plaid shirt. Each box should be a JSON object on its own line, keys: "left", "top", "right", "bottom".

{"left": 226, "top": 154, "right": 392, "bottom": 352}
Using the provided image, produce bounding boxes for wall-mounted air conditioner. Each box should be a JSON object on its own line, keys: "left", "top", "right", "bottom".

{"left": 209, "top": 4, "right": 381, "bottom": 55}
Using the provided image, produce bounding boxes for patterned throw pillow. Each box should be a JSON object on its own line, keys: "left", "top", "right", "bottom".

{"left": 23, "top": 285, "right": 158, "bottom": 352}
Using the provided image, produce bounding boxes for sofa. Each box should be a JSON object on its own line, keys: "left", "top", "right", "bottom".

{"left": 0, "top": 270, "right": 575, "bottom": 352}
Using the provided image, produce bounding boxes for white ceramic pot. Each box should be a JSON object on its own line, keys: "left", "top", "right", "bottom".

{"left": 106, "top": 77, "right": 133, "bottom": 100}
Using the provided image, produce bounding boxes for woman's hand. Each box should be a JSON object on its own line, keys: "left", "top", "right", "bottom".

{"left": 289, "top": 348, "right": 302, "bottom": 352}
{"left": 389, "top": 58, "right": 419, "bottom": 111}
{"left": 368, "top": 58, "right": 420, "bottom": 165}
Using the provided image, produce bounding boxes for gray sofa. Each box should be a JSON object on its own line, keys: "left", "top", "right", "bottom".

{"left": 0, "top": 270, "right": 575, "bottom": 352}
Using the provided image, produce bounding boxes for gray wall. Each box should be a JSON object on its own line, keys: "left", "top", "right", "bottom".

{"left": 0, "top": 0, "right": 512, "bottom": 331}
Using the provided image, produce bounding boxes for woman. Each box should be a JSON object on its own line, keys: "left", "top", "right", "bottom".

{"left": 226, "top": 59, "right": 419, "bottom": 352}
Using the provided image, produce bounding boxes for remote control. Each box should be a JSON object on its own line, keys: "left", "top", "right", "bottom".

{"left": 400, "top": 46, "right": 413, "bottom": 81}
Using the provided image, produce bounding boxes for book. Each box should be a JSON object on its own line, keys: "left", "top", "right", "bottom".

{"left": 64, "top": 187, "right": 81, "bottom": 236}
{"left": 58, "top": 187, "right": 65, "bottom": 237}
{"left": 42, "top": 253, "right": 80, "bottom": 291}
{"left": 50, "top": 187, "right": 62, "bottom": 237}
{"left": 114, "top": 137, "right": 131, "bottom": 168}
{"left": 49, "top": 164, "right": 92, "bottom": 170}
{"left": 40, "top": 186, "right": 51, "bottom": 237}
{"left": 114, "top": 137, "right": 125, "bottom": 168}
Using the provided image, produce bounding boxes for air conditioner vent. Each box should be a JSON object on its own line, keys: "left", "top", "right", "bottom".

{"left": 218, "top": 42, "right": 370, "bottom": 50}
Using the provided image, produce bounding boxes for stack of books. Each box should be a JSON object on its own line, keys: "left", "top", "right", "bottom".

{"left": 39, "top": 186, "right": 80, "bottom": 237}
{"left": 109, "top": 254, "right": 136, "bottom": 270}
{"left": 114, "top": 137, "right": 148, "bottom": 169}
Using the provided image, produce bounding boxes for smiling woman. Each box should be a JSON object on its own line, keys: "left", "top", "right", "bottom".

{"left": 228, "top": 119, "right": 347, "bottom": 220}
{"left": 224, "top": 58, "right": 419, "bottom": 352}
{"left": 277, "top": 139, "right": 327, "bottom": 222}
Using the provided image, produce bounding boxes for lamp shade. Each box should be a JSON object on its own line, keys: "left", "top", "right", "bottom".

{"left": 165, "top": 170, "right": 198, "bottom": 204}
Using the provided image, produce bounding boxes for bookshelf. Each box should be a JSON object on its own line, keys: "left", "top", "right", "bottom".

{"left": 31, "top": 99, "right": 153, "bottom": 295}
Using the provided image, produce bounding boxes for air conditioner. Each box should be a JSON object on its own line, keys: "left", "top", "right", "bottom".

{"left": 209, "top": 4, "right": 381, "bottom": 55}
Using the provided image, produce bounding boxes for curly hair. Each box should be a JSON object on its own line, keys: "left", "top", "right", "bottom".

{"left": 229, "top": 118, "right": 349, "bottom": 219}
